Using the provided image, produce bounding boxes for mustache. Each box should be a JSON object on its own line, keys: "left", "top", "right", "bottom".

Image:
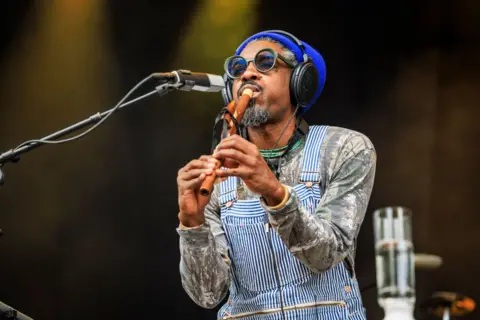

{"left": 237, "top": 81, "right": 262, "bottom": 98}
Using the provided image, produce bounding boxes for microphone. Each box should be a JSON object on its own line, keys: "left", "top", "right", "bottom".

{"left": 151, "top": 69, "right": 224, "bottom": 92}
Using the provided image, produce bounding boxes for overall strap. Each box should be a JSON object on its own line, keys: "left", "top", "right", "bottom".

{"left": 299, "top": 125, "right": 329, "bottom": 183}
{"left": 298, "top": 125, "right": 356, "bottom": 278}
{"left": 219, "top": 176, "right": 238, "bottom": 206}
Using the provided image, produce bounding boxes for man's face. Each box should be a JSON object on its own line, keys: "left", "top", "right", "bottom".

{"left": 231, "top": 40, "right": 294, "bottom": 127}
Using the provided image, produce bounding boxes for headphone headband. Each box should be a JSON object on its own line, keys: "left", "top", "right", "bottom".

{"left": 261, "top": 30, "right": 309, "bottom": 63}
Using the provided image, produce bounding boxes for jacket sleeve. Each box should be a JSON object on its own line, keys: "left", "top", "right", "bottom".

{"left": 176, "top": 188, "right": 231, "bottom": 308}
{"left": 261, "top": 131, "right": 377, "bottom": 272}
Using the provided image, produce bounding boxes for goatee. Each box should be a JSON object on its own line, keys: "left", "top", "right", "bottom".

{"left": 240, "top": 99, "right": 269, "bottom": 128}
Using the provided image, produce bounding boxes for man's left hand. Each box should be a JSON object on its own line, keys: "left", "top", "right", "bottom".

{"left": 213, "top": 134, "right": 286, "bottom": 206}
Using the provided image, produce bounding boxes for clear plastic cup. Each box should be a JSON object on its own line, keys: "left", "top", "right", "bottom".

{"left": 374, "top": 206, "right": 416, "bottom": 308}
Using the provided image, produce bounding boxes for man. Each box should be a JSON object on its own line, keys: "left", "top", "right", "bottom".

{"left": 176, "top": 29, "right": 376, "bottom": 319}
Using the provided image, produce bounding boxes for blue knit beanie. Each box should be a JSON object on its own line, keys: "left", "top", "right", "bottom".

{"left": 235, "top": 30, "right": 326, "bottom": 113}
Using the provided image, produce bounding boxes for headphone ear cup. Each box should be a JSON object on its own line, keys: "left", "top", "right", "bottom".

{"left": 221, "top": 73, "right": 233, "bottom": 105}
{"left": 290, "top": 61, "right": 318, "bottom": 108}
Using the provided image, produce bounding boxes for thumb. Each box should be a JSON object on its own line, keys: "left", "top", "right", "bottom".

{"left": 197, "top": 191, "right": 211, "bottom": 209}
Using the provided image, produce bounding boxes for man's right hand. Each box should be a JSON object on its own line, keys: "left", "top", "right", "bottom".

{"left": 177, "top": 155, "right": 218, "bottom": 227}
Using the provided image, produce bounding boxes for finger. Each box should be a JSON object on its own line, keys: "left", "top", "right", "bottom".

{"left": 222, "top": 158, "right": 239, "bottom": 169}
{"left": 199, "top": 155, "right": 211, "bottom": 161}
{"left": 215, "top": 135, "right": 255, "bottom": 154}
{"left": 180, "top": 160, "right": 203, "bottom": 173}
{"left": 199, "top": 155, "right": 218, "bottom": 163}
{"left": 213, "top": 149, "right": 254, "bottom": 166}
{"left": 215, "top": 167, "right": 248, "bottom": 178}
{"left": 182, "top": 172, "right": 206, "bottom": 190}
{"left": 179, "top": 167, "right": 214, "bottom": 182}
{"left": 181, "top": 157, "right": 218, "bottom": 173}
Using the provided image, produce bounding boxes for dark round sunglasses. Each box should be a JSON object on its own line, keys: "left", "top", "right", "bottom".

{"left": 224, "top": 48, "right": 295, "bottom": 79}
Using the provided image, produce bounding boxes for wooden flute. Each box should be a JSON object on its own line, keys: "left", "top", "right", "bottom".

{"left": 199, "top": 88, "right": 254, "bottom": 196}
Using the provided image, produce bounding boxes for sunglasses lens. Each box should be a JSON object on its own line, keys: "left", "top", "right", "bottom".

{"left": 255, "top": 50, "right": 276, "bottom": 72}
{"left": 227, "top": 56, "right": 247, "bottom": 78}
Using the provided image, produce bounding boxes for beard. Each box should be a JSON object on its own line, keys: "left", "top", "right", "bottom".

{"left": 240, "top": 99, "right": 269, "bottom": 128}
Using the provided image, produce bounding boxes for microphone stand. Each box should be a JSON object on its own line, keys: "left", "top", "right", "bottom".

{"left": 0, "top": 71, "right": 224, "bottom": 320}
{"left": 0, "top": 301, "right": 33, "bottom": 320}
{"left": 0, "top": 232, "right": 32, "bottom": 319}
{"left": 0, "top": 79, "right": 173, "bottom": 318}
{"left": 0, "top": 81, "right": 174, "bottom": 186}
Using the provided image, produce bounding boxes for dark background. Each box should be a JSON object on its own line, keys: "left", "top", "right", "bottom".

{"left": 0, "top": 1, "right": 479, "bottom": 319}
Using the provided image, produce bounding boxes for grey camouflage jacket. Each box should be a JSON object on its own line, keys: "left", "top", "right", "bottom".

{"left": 176, "top": 125, "right": 377, "bottom": 309}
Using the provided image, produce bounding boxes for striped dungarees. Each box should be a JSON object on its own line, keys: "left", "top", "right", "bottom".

{"left": 217, "top": 125, "right": 366, "bottom": 319}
